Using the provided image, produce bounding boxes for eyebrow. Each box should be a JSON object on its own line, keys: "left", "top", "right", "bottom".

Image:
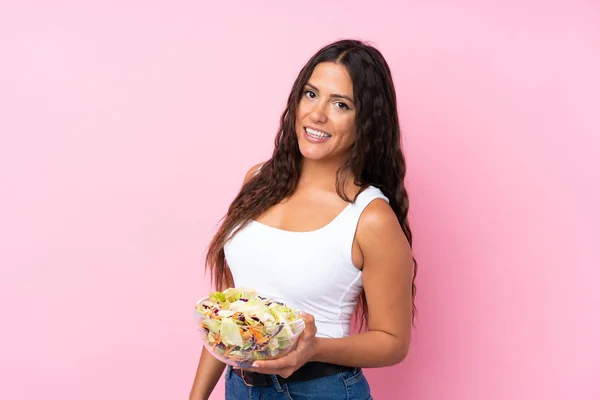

{"left": 306, "top": 82, "right": 354, "bottom": 103}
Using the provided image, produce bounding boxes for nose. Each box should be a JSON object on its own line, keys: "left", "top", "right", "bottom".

{"left": 309, "top": 101, "right": 327, "bottom": 124}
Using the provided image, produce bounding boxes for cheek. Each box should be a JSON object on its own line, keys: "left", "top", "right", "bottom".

{"left": 296, "top": 100, "right": 310, "bottom": 120}
{"left": 339, "top": 117, "right": 356, "bottom": 141}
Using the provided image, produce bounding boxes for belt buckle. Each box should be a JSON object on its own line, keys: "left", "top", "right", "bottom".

{"left": 241, "top": 369, "right": 255, "bottom": 387}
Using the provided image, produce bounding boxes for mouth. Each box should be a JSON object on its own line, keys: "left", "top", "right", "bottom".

{"left": 304, "top": 127, "right": 332, "bottom": 140}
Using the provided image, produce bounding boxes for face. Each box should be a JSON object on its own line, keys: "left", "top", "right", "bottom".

{"left": 295, "top": 62, "right": 356, "bottom": 163}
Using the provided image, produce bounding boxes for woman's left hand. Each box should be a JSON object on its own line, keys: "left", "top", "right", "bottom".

{"left": 246, "top": 312, "right": 318, "bottom": 378}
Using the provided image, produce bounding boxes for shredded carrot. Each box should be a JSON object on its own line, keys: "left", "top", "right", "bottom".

{"left": 248, "top": 327, "right": 270, "bottom": 344}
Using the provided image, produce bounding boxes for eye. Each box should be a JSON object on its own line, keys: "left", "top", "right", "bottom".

{"left": 304, "top": 90, "right": 317, "bottom": 99}
{"left": 335, "top": 101, "right": 350, "bottom": 110}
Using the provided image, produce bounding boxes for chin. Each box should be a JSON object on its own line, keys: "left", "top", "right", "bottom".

{"left": 298, "top": 146, "right": 326, "bottom": 161}
{"left": 296, "top": 141, "right": 321, "bottom": 159}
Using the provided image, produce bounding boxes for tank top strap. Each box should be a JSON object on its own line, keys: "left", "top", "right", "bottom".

{"left": 353, "top": 186, "right": 389, "bottom": 211}
{"left": 335, "top": 186, "right": 390, "bottom": 267}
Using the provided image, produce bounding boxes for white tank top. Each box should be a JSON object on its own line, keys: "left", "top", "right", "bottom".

{"left": 223, "top": 186, "right": 389, "bottom": 339}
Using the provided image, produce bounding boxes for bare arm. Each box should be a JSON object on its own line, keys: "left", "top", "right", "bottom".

{"left": 311, "top": 199, "right": 414, "bottom": 367}
{"left": 188, "top": 162, "right": 265, "bottom": 399}
{"left": 189, "top": 348, "right": 227, "bottom": 400}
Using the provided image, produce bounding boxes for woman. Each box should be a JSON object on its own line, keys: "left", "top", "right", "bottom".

{"left": 189, "top": 39, "right": 417, "bottom": 400}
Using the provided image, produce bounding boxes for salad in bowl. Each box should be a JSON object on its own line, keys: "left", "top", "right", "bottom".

{"left": 194, "top": 287, "right": 305, "bottom": 368}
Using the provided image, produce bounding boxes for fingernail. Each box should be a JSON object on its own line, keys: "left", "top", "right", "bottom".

{"left": 252, "top": 362, "right": 259, "bottom": 367}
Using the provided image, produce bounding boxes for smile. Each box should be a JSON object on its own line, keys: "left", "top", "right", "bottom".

{"left": 305, "top": 127, "right": 332, "bottom": 139}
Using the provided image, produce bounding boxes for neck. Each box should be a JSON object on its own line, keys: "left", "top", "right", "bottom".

{"left": 297, "top": 157, "right": 354, "bottom": 192}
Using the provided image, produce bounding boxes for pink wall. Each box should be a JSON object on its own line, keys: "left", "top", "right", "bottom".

{"left": 1, "top": 1, "right": 598, "bottom": 399}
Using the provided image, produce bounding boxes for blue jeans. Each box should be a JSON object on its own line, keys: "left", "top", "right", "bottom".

{"left": 224, "top": 365, "right": 373, "bottom": 400}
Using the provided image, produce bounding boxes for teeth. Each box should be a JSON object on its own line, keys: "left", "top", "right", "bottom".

{"left": 306, "top": 128, "right": 331, "bottom": 139}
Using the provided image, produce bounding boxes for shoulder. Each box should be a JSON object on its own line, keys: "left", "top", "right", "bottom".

{"left": 242, "top": 161, "right": 266, "bottom": 185}
{"left": 355, "top": 197, "right": 412, "bottom": 260}
{"left": 357, "top": 197, "right": 399, "bottom": 235}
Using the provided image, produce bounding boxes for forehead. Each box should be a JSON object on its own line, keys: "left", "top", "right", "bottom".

{"left": 307, "top": 62, "right": 353, "bottom": 95}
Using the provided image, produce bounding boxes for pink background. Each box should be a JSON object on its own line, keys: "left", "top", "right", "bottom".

{"left": 1, "top": 1, "right": 599, "bottom": 399}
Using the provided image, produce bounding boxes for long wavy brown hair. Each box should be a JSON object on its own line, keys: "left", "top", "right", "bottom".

{"left": 205, "top": 39, "right": 418, "bottom": 328}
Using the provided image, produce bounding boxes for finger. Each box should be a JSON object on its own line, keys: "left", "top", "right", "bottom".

{"left": 253, "top": 349, "right": 299, "bottom": 370}
{"left": 298, "top": 312, "right": 317, "bottom": 335}
{"left": 299, "top": 311, "right": 315, "bottom": 325}
{"left": 251, "top": 357, "right": 289, "bottom": 370}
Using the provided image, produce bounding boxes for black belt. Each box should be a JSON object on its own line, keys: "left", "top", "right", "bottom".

{"left": 232, "top": 362, "right": 355, "bottom": 387}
